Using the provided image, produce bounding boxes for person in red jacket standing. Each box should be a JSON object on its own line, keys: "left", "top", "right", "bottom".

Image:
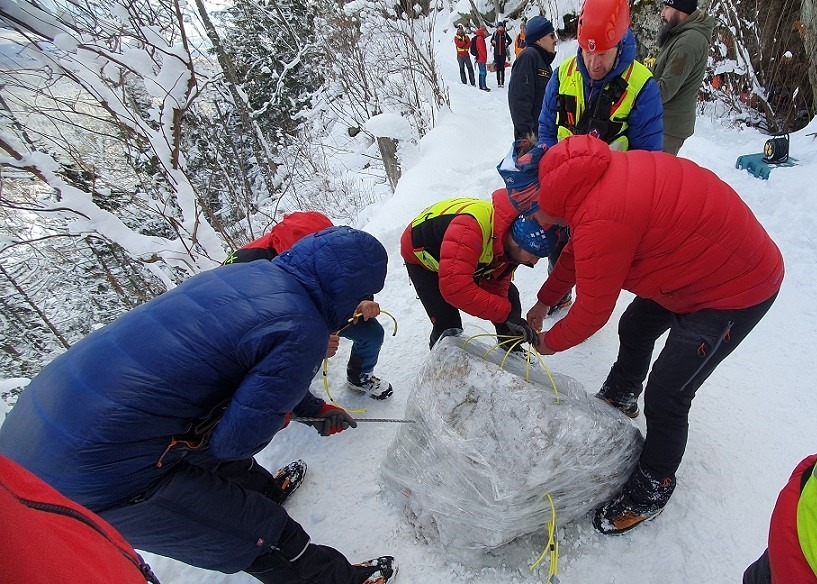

{"left": 401, "top": 191, "right": 560, "bottom": 349}
{"left": 474, "top": 24, "right": 491, "bottom": 91}
{"left": 454, "top": 24, "right": 475, "bottom": 86}
{"left": 744, "top": 453, "right": 817, "bottom": 584}
{"left": 527, "top": 135, "right": 784, "bottom": 534}
{"left": 0, "top": 455, "right": 159, "bottom": 584}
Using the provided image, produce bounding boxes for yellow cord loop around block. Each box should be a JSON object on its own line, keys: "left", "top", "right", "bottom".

{"left": 463, "top": 333, "right": 560, "bottom": 402}
{"left": 322, "top": 310, "right": 399, "bottom": 414}
{"left": 529, "top": 492, "right": 559, "bottom": 583}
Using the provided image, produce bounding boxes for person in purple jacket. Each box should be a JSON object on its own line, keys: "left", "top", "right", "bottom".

{"left": 0, "top": 226, "right": 397, "bottom": 584}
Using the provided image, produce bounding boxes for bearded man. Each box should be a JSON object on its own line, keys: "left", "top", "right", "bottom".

{"left": 653, "top": 0, "right": 716, "bottom": 155}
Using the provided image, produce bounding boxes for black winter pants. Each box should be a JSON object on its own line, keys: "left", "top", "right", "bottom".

{"left": 494, "top": 55, "right": 507, "bottom": 85}
{"left": 405, "top": 262, "right": 521, "bottom": 348}
{"left": 606, "top": 293, "right": 778, "bottom": 478}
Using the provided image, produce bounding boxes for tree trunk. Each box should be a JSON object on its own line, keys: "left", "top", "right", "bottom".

{"left": 191, "top": 0, "right": 278, "bottom": 190}
{"left": 377, "top": 137, "right": 401, "bottom": 192}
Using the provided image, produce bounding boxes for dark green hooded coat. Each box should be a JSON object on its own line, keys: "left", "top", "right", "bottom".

{"left": 653, "top": 10, "right": 716, "bottom": 139}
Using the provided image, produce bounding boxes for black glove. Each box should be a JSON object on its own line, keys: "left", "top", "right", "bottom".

{"left": 505, "top": 315, "right": 539, "bottom": 345}
{"left": 298, "top": 403, "right": 357, "bottom": 436}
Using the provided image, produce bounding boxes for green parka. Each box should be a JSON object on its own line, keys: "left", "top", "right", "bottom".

{"left": 653, "top": 10, "right": 716, "bottom": 140}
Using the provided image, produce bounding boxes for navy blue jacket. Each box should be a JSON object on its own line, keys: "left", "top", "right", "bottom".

{"left": 0, "top": 227, "right": 387, "bottom": 510}
{"left": 537, "top": 29, "right": 664, "bottom": 151}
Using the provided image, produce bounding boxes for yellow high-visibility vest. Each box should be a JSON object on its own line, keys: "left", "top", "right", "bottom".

{"left": 555, "top": 56, "right": 653, "bottom": 151}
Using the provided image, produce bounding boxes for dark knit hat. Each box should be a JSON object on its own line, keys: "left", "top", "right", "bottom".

{"left": 663, "top": 0, "right": 697, "bottom": 15}
{"left": 524, "top": 16, "right": 555, "bottom": 43}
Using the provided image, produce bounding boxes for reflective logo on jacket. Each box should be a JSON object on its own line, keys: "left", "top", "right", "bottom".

{"left": 555, "top": 56, "right": 653, "bottom": 151}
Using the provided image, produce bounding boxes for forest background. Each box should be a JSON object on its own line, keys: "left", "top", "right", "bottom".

{"left": 0, "top": 0, "right": 815, "bottom": 387}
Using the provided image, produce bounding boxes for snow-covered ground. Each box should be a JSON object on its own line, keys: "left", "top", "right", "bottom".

{"left": 6, "top": 26, "right": 817, "bottom": 584}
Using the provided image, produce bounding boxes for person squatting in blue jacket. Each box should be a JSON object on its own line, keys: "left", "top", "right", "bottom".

{"left": 0, "top": 227, "right": 397, "bottom": 584}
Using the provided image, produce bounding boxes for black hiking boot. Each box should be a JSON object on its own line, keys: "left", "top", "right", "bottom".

{"left": 354, "top": 556, "right": 398, "bottom": 584}
{"left": 593, "top": 464, "right": 676, "bottom": 534}
{"left": 265, "top": 460, "right": 307, "bottom": 505}
{"left": 347, "top": 354, "right": 393, "bottom": 399}
{"left": 595, "top": 379, "right": 640, "bottom": 418}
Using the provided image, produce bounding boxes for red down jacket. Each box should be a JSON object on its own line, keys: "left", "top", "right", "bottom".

{"left": 0, "top": 456, "right": 155, "bottom": 584}
{"left": 536, "top": 135, "right": 784, "bottom": 352}
{"left": 401, "top": 189, "right": 521, "bottom": 323}
{"left": 768, "top": 454, "right": 817, "bottom": 583}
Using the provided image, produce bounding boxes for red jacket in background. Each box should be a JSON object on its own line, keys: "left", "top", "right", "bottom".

{"left": 536, "top": 135, "right": 784, "bottom": 352}
{"left": 244, "top": 211, "right": 333, "bottom": 253}
{"left": 401, "top": 190, "right": 522, "bottom": 323}
{"left": 226, "top": 210, "right": 334, "bottom": 263}
{"left": 474, "top": 28, "right": 488, "bottom": 64}
{"left": 0, "top": 456, "right": 156, "bottom": 584}
{"left": 768, "top": 454, "right": 817, "bottom": 584}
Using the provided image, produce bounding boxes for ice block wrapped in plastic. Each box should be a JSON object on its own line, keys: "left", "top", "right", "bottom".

{"left": 382, "top": 333, "right": 643, "bottom": 555}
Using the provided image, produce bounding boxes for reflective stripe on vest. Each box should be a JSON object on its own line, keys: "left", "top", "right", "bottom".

{"left": 410, "top": 198, "right": 495, "bottom": 272}
{"left": 555, "top": 56, "right": 653, "bottom": 151}
{"left": 798, "top": 462, "right": 817, "bottom": 577}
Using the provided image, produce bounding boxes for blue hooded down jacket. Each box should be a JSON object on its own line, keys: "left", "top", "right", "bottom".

{"left": 0, "top": 227, "right": 388, "bottom": 511}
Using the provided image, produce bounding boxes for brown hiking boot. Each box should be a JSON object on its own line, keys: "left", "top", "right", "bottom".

{"left": 593, "top": 465, "right": 676, "bottom": 534}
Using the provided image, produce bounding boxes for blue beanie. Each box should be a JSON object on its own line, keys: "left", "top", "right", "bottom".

{"left": 525, "top": 16, "right": 555, "bottom": 43}
{"left": 497, "top": 139, "right": 548, "bottom": 216}
{"left": 510, "top": 216, "right": 558, "bottom": 258}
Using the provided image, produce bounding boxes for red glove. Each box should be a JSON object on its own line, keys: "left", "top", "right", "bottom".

{"left": 299, "top": 404, "right": 357, "bottom": 436}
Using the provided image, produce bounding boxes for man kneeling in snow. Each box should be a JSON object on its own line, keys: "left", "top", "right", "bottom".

{"left": 0, "top": 227, "right": 397, "bottom": 584}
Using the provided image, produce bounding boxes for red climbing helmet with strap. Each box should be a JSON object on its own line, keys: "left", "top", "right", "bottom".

{"left": 577, "top": 0, "right": 630, "bottom": 53}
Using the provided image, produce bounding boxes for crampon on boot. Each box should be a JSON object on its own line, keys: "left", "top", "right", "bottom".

{"left": 593, "top": 464, "right": 676, "bottom": 534}
{"left": 354, "top": 556, "right": 398, "bottom": 584}
{"left": 265, "top": 460, "right": 307, "bottom": 506}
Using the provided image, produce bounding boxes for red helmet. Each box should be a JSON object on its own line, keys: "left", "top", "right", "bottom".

{"left": 577, "top": 0, "right": 630, "bottom": 53}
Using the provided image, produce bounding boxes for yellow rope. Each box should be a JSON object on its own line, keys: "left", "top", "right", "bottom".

{"left": 529, "top": 492, "right": 559, "bottom": 583}
{"left": 462, "top": 333, "right": 560, "bottom": 400}
{"left": 321, "top": 309, "right": 399, "bottom": 414}
{"left": 380, "top": 309, "right": 398, "bottom": 336}
{"left": 321, "top": 356, "right": 368, "bottom": 415}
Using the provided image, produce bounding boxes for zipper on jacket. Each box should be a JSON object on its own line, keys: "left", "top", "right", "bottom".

{"left": 17, "top": 496, "right": 161, "bottom": 583}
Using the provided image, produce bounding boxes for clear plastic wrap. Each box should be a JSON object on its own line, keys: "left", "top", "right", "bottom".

{"left": 382, "top": 334, "right": 643, "bottom": 556}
